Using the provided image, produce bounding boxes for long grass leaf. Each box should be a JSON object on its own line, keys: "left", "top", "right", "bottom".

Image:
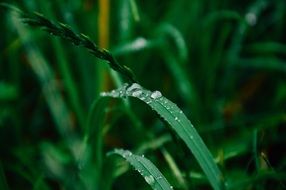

{"left": 101, "top": 83, "right": 225, "bottom": 190}
{"left": 108, "top": 149, "right": 173, "bottom": 190}
{"left": 233, "top": 57, "right": 286, "bottom": 72}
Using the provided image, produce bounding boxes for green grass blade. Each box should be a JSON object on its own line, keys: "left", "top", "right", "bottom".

{"left": 86, "top": 97, "right": 111, "bottom": 168}
{"left": 157, "top": 24, "right": 188, "bottom": 63}
{"left": 108, "top": 149, "right": 173, "bottom": 190}
{"left": 101, "top": 83, "right": 225, "bottom": 190}
{"left": 129, "top": 0, "right": 140, "bottom": 22}
{"left": 161, "top": 148, "right": 187, "bottom": 189}
{"left": 245, "top": 41, "right": 286, "bottom": 55}
{"left": 233, "top": 57, "right": 286, "bottom": 72}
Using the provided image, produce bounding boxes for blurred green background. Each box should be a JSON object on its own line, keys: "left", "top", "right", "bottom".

{"left": 0, "top": 0, "right": 286, "bottom": 189}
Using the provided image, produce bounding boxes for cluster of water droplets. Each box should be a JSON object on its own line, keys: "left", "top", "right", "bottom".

{"left": 127, "top": 84, "right": 186, "bottom": 129}
{"left": 125, "top": 83, "right": 163, "bottom": 104}
{"left": 153, "top": 95, "right": 198, "bottom": 142}
{"left": 141, "top": 171, "right": 175, "bottom": 190}
{"left": 136, "top": 156, "right": 174, "bottom": 190}
{"left": 126, "top": 83, "right": 142, "bottom": 96}
{"left": 114, "top": 148, "right": 133, "bottom": 158}
{"left": 156, "top": 97, "right": 185, "bottom": 124}
{"left": 100, "top": 83, "right": 129, "bottom": 98}
{"left": 113, "top": 148, "right": 174, "bottom": 190}
{"left": 100, "top": 83, "right": 194, "bottom": 141}
{"left": 101, "top": 83, "right": 164, "bottom": 104}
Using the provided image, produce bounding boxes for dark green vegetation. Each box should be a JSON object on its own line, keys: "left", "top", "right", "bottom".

{"left": 1, "top": 0, "right": 286, "bottom": 189}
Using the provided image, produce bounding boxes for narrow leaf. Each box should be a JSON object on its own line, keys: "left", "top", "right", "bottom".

{"left": 108, "top": 149, "right": 173, "bottom": 190}
{"left": 101, "top": 83, "right": 225, "bottom": 190}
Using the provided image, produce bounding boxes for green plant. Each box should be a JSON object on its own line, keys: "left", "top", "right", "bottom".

{"left": 1, "top": 1, "right": 286, "bottom": 190}
{"left": 1, "top": 4, "right": 224, "bottom": 190}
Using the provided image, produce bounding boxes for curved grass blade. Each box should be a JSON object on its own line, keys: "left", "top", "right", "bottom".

{"left": 86, "top": 97, "right": 111, "bottom": 169}
{"left": 101, "top": 83, "right": 225, "bottom": 190}
{"left": 108, "top": 149, "right": 173, "bottom": 190}
{"left": 157, "top": 23, "right": 188, "bottom": 63}
{"left": 0, "top": 3, "right": 136, "bottom": 83}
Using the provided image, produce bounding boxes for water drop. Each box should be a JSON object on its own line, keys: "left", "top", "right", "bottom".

{"left": 119, "top": 90, "right": 127, "bottom": 98}
{"left": 132, "top": 90, "right": 143, "bottom": 97}
{"left": 151, "top": 91, "right": 162, "bottom": 99}
{"left": 127, "top": 83, "right": 141, "bottom": 93}
{"left": 179, "top": 110, "right": 183, "bottom": 114}
{"left": 122, "top": 150, "right": 132, "bottom": 157}
{"left": 144, "top": 175, "right": 155, "bottom": 185}
{"left": 110, "top": 90, "right": 118, "bottom": 97}
{"left": 175, "top": 117, "right": 178, "bottom": 121}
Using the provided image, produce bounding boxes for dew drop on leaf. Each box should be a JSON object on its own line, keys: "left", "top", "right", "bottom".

{"left": 144, "top": 175, "right": 155, "bottom": 185}
{"left": 127, "top": 83, "right": 141, "bottom": 93}
{"left": 122, "top": 150, "right": 132, "bottom": 157}
{"left": 146, "top": 100, "right": 152, "bottom": 104}
{"left": 151, "top": 91, "right": 162, "bottom": 99}
{"left": 132, "top": 90, "right": 143, "bottom": 97}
